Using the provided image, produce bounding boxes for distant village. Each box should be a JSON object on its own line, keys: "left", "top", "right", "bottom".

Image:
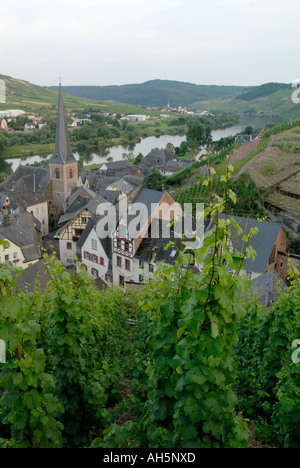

{"left": 0, "top": 89, "right": 299, "bottom": 306}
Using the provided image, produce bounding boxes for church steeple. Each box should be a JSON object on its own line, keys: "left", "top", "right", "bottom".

{"left": 49, "top": 83, "right": 76, "bottom": 164}
{"left": 49, "top": 82, "right": 79, "bottom": 210}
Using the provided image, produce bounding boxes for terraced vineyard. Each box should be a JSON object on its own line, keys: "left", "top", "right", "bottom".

{"left": 265, "top": 191, "right": 300, "bottom": 213}
{"left": 279, "top": 172, "right": 300, "bottom": 198}
{"left": 247, "top": 146, "right": 300, "bottom": 194}
{"left": 244, "top": 125, "right": 300, "bottom": 217}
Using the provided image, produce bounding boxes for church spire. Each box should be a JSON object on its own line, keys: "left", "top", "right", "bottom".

{"left": 49, "top": 83, "right": 76, "bottom": 164}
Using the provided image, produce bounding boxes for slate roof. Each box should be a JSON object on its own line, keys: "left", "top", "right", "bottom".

{"left": 250, "top": 269, "right": 287, "bottom": 307}
{"left": 63, "top": 186, "right": 97, "bottom": 213}
{"left": 107, "top": 175, "right": 142, "bottom": 195}
{"left": 57, "top": 195, "right": 108, "bottom": 231}
{"left": 12, "top": 259, "right": 51, "bottom": 293}
{"left": 208, "top": 214, "right": 282, "bottom": 273}
{"left": 0, "top": 211, "right": 41, "bottom": 262}
{"left": 4, "top": 190, "right": 46, "bottom": 209}
{"left": 0, "top": 165, "right": 50, "bottom": 194}
{"left": 134, "top": 218, "right": 184, "bottom": 264}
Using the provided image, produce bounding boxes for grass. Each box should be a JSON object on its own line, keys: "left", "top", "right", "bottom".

{"left": 0, "top": 74, "right": 164, "bottom": 120}
{"left": 215, "top": 137, "right": 270, "bottom": 176}
{"left": 82, "top": 163, "right": 103, "bottom": 170}
{"left": 2, "top": 143, "right": 54, "bottom": 158}
{"left": 191, "top": 87, "right": 300, "bottom": 120}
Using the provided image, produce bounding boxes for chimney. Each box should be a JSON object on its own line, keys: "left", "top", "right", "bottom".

{"left": 2, "top": 209, "right": 11, "bottom": 227}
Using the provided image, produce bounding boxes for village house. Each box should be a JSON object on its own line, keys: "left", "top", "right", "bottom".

{"left": 206, "top": 214, "right": 287, "bottom": 281}
{"left": 57, "top": 195, "right": 106, "bottom": 266}
{"left": 0, "top": 118, "right": 8, "bottom": 130}
{"left": 111, "top": 187, "right": 184, "bottom": 287}
{"left": 0, "top": 209, "right": 41, "bottom": 270}
{"left": 24, "top": 122, "right": 36, "bottom": 131}
{"left": 3, "top": 190, "right": 50, "bottom": 237}
{"left": 77, "top": 214, "right": 114, "bottom": 283}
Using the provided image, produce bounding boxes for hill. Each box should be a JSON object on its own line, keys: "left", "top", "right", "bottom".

{"left": 191, "top": 82, "right": 300, "bottom": 120}
{"left": 49, "top": 79, "right": 247, "bottom": 108}
{"left": 0, "top": 74, "right": 161, "bottom": 118}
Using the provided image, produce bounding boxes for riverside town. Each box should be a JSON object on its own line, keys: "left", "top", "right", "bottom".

{"left": 0, "top": 0, "right": 300, "bottom": 452}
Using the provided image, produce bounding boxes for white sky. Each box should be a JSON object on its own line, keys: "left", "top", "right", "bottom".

{"left": 1, "top": 0, "right": 299, "bottom": 87}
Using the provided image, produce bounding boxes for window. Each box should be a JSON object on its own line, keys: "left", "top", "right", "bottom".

{"left": 246, "top": 271, "right": 252, "bottom": 280}
{"left": 149, "top": 264, "right": 154, "bottom": 273}
{"left": 84, "top": 251, "right": 90, "bottom": 260}
{"left": 93, "top": 254, "right": 98, "bottom": 263}
{"left": 91, "top": 268, "right": 99, "bottom": 277}
{"left": 82, "top": 217, "right": 88, "bottom": 224}
{"left": 69, "top": 168, "right": 73, "bottom": 179}
{"left": 99, "top": 257, "right": 104, "bottom": 266}
{"left": 55, "top": 169, "right": 60, "bottom": 179}
{"left": 124, "top": 241, "right": 130, "bottom": 252}
{"left": 91, "top": 239, "right": 97, "bottom": 250}
{"left": 139, "top": 274, "right": 144, "bottom": 283}
{"left": 117, "top": 239, "right": 121, "bottom": 249}
{"left": 139, "top": 260, "right": 144, "bottom": 269}
{"left": 67, "top": 242, "right": 72, "bottom": 250}
{"left": 125, "top": 259, "right": 131, "bottom": 271}
{"left": 5, "top": 255, "right": 9, "bottom": 261}
{"left": 13, "top": 252, "right": 18, "bottom": 260}
{"left": 105, "top": 274, "right": 112, "bottom": 283}
{"left": 117, "top": 256, "right": 122, "bottom": 267}
{"left": 119, "top": 275, "right": 125, "bottom": 287}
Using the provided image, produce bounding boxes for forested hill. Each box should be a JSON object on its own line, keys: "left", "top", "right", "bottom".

{"left": 49, "top": 80, "right": 246, "bottom": 108}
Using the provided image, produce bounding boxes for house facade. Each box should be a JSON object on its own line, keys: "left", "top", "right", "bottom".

{"left": 0, "top": 118, "right": 8, "bottom": 130}
{"left": 77, "top": 215, "right": 113, "bottom": 283}
{"left": 111, "top": 188, "right": 183, "bottom": 287}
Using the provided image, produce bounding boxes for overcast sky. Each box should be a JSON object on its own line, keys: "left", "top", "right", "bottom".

{"left": 1, "top": 0, "right": 299, "bottom": 87}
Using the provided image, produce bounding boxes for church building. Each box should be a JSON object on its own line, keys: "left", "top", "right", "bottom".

{"left": 48, "top": 83, "right": 79, "bottom": 211}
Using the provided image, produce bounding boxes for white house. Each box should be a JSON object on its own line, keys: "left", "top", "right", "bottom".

{"left": 111, "top": 188, "right": 184, "bottom": 287}
{"left": 0, "top": 211, "right": 41, "bottom": 270}
{"left": 77, "top": 215, "right": 113, "bottom": 283}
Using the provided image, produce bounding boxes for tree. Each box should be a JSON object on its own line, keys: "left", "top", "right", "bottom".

{"left": 186, "top": 123, "right": 212, "bottom": 149}
{"left": 143, "top": 168, "right": 167, "bottom": 191}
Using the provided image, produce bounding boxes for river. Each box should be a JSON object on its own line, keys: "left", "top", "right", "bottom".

{"left": 5, "top": 115, "right": 274, "bottom": 172}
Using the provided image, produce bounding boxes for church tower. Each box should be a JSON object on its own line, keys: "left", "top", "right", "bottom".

{"left": 49, "top": 83, "right": 78, "bottom": 210}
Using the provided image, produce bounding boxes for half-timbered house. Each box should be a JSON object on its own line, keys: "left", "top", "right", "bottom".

{"left": 57, "top": 195, "right": 106, "bottom": 266}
